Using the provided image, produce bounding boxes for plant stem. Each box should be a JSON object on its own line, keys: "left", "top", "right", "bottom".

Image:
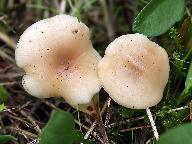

{"left": 146, "top": 108, "right": 159, "bottom": 140}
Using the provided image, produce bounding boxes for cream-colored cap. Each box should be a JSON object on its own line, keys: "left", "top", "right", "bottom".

{"left": 15, "top": 15, "right": 101, "bottom": 108}
{"left": 98, "top": 33, "right": 169, "bottom": 109}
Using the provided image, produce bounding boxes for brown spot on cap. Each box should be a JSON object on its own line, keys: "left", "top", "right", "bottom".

{"left": 87, "top": 106, "right": 94, "bottom": 111}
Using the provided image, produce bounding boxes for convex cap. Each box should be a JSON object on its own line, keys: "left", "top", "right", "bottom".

{"left": 98, "top": 34, "right": 169, "bottom": 109}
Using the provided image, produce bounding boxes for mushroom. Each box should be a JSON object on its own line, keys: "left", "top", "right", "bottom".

{"left": 15, "top": 15, "right": 101, "bottom": 116}
{"left": 98, "top": 33, "right": 170, "bottom": 140}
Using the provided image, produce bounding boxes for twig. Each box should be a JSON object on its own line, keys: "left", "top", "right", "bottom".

{"left": 0, "top": 64, "right": 13, "bottom": 73}
{"left": 97, "top": 114, "right": 109, "bottom": 144}
{"left": 146, "top": 137, "right": 155, "bottom": 144}
{"left": 0, "top": 126, "right": 38, "bottom": 139}
{"left": 0, "top": 48, "right": 15, "bottom": 63}
{"left": 119, "top": 125, "right": 151, "bottom": 132}
{"left": 42, "top": 100, "right": 59, "bottom": 109}
{"left": 27, "top": 139, "right": 38, "bottom": 144}
{"left": 8, "top": 114, "right": 33, "bottom": 128}
{"left": 0, "top": 32, "right": 16, "bottom": 49}
{"left": 0, "top": 72, "right": 23, "bottom": 79}
{"left": 84, "top": 120, "right": 97, "bottom": 139}
{"left": 4, "top": 101, "right": 32, "bottom": 112}
{"left": 168, "top": 105, "right": 189, "bottom": 113}
{"left": 0, "top": 15, "right": 7, "bottom": 21}
{"left": 0, "top": 81, "right": 17, "bottom": 86}
{"left": 75, "top": 119, "right": 104, "bottom": 144}
{"left": 92, "top": 132, "right": 104, "bottom": 144}
{"left": 146, "top": 108, "right": 159, "bottom": 140}
{"left": 74, "top": 119, "right": 89, "bottom": 130}
{"left": 20, "top": 110, "right": 41, "bottom": 134}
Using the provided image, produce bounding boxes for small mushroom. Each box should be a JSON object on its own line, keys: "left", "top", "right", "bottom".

{"left": 98, "top": 33, "right": 169, "bottom": 109}
{"left": 15, "top": 15, "right": 101, "bottom": 115}
{"left": 98, "top": 33, "right": 169, "bottom": 139}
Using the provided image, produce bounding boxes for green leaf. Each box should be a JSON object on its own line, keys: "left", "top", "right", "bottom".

{"left": 0, "top": 135, "right": 17, "bottom": 144}
{"left": 157, "top": 123, "right": 192, "bottom": 144}
{"left": 39, "top": 110, "right": 75, "bottom": 144}
{"left": 133, "top": 0, "right": 186, "bottom": 36}
{"left": 0, "top": 86, "right": 9, "bottom": 104}
{"left": 0, "top": 103, "right": 5, "bottom": 111}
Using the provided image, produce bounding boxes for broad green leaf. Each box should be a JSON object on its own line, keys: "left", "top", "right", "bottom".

{"left": 0, "top": 103, "right": 5, "bottom": 111}
{"left": 0, "top": 135, "right": 17, "bottom": 144}
{"left": 0, "top": 86, "right": 9, "bottom": 104}
{"left": 133, "top": 0, "right": 186, "bottom": 36}
{"left": 157, "top": 123, "right": 192, "bottom": 144}
{"left": 39, "top": 110, "right": 75, "bottom": 144}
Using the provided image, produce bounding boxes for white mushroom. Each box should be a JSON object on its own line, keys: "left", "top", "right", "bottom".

{"left": 98, "top": 33, "right": 170, "bottom": 139}
{"left": 15, "top": 15, "right": 101, "bottom": 115}
{"left": 98, "top": 33, "right": 169, "bottom": 109}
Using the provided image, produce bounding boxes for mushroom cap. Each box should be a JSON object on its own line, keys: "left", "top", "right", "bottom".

{"left": 15, "top": 15, "right": 101, "bottom": 107}
{"left": 98, "top": 33, "right": 169, "bottom": 109}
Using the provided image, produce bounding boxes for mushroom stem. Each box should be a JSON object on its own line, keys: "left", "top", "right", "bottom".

{"left": 80, "top": 94, "right": 109, "bottom": 143}
{"left": 146, "top": 108, "right": 159, "bottom": 140}
{"left": 84, "top": 97, "right": 110, "bottom": 140}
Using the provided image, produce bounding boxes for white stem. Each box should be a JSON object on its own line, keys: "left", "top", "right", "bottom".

{"left": 146, "top": 108, "right": 159, "bottom": 140}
